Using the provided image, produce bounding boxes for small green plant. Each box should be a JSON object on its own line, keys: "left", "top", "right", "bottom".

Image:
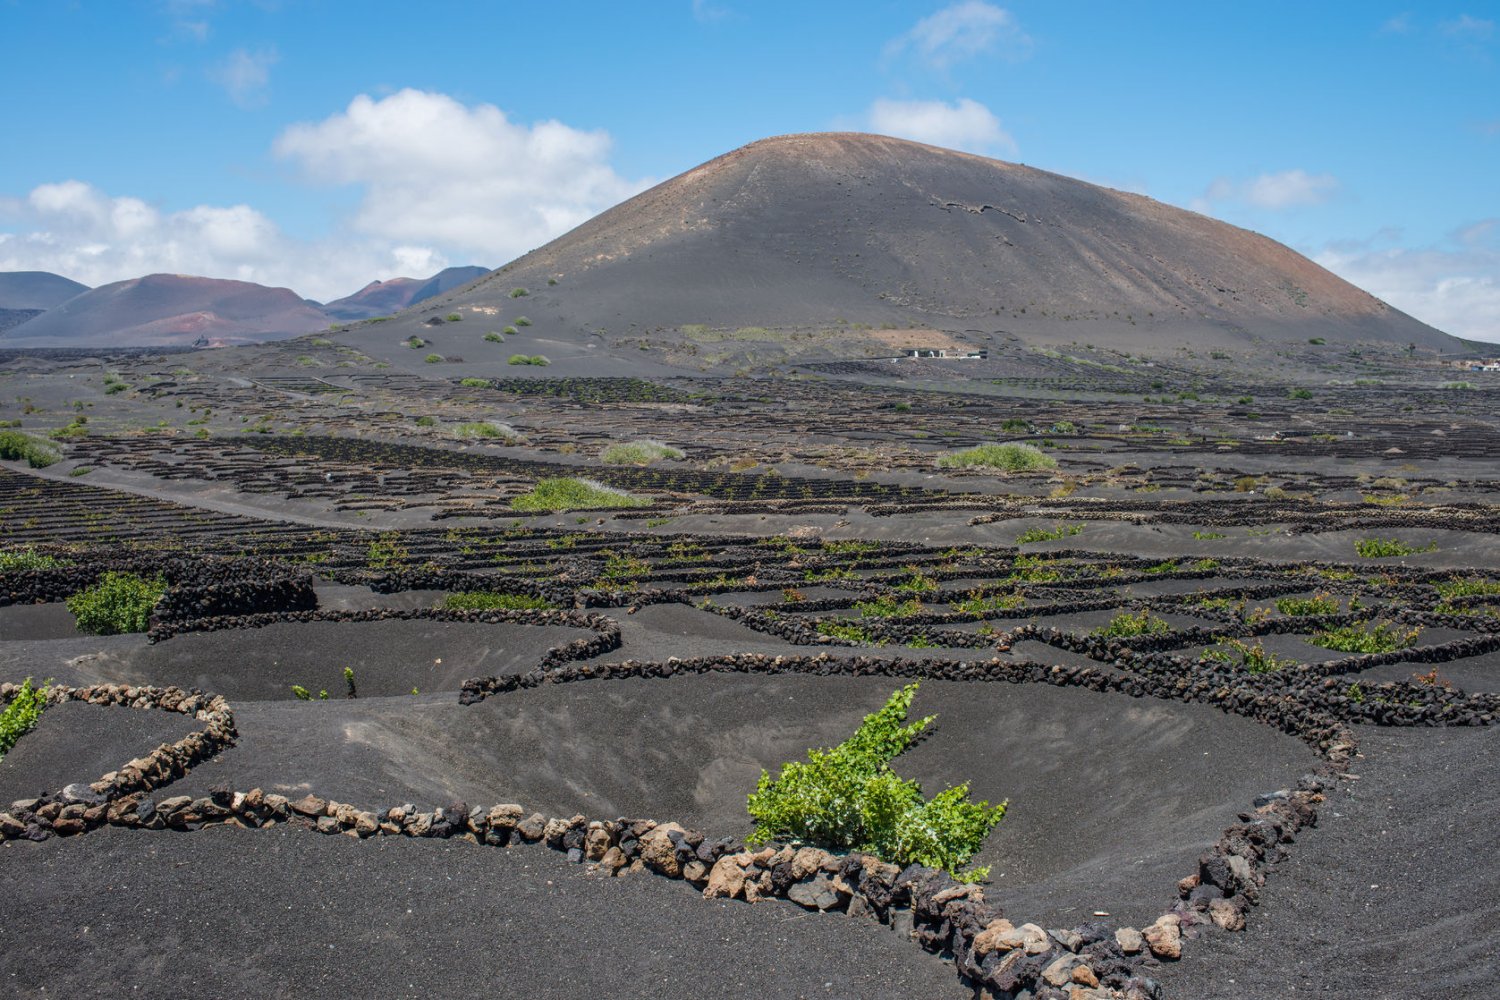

{"left": 0, "top": 430, "right": 61, "bottom": 468}
{"left": 951, "top": 589, "right": 1024, "bottom": 616}
{"left": 414, "top": 415, "right": 438, "bottom": 427}
{"left": 405, "top": 336, "right": 426, "bottom": 349}
{"left": 1355, "top": 538, "right": 1437, "bottom": 559}
{"left": 66, "top": 572, "right": 167, "bottom": 635}
{"left": 0, "top": 548, "right": 71, "bottom": 571}
{"left": 366, "top": 535, "right": 409, "bottom": 569}
{"left": 1204, "top": 638, "right": 1294, "bottom": 673}
{"left": 747, "top": 682, "right": 1005, "bottom": 881}
{"left": 442, "top": 591, "right": 557, "bottom": 611}
{"left": 507, "top": 354, "right": 550, "bottom": 366}
{"left": 815, "top": 619, "right": 878, "bottom": 643}
{"left": 1288, "top": 388, "right": 1313, "bottom": 399}
{"left": 454, "top": 421, "right": 524, "bottom": 443}
{"left": 342, "top": 667, "right": 357, "bottom": 699}
{"left": 601, "top": 440, "right": 685, "bottom": 465}
{"left": 509, "top": 288, "right": 528, "bottom": 298}
{"left": 510, "top": 477, "right": 648, "bottom": 513}
{"left": 1093, "top": 610, "right": 1171, "bottom": 638}
{"left": 424, "top": 353, "right": 444, "bottom": 364}
{"left": 0, "top": 678, "right": 49, "bottom": 761}
{"left": 1276, "top": 592, "right": 1340, "bottom": 617}
{"left": 938, "top": 442, "right": 1057, "bottom": 473}
{"left": 445, "top": 313, "right": 463, "bottom": 323}
{"left": 514, "top": 316, "right": 531, "bottom": 327}
{"left": 1015, "top": 523, "right": 1083, "bottom": 545}
{"left": 855, "top": 594, "right": 923, "bottom": 618}
{"left": 484, "top": 332, "right": 503, "bottom": 343}
{"left": 1345, "top": 681, "right": 1365, "bottom": 702}
{"left": 1192, "top": 531, "right": 1226, "bottom": 540}
{"left": 1310, "top": 620, "right": 1421, "bottom": 654}
{"left": 459, "top": 377, "right": 490, "bottom": 388}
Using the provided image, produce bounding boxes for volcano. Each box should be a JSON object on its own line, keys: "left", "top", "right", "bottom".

{"left": 374, "top": 133, "right": 1456, "bottom": 368}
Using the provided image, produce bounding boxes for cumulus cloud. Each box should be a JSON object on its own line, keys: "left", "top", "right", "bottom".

{"left": 273, "top": 89, "right": 648, "bottom": 262}
{"left": 1315, "top": 221, "right": 1500, "bottom": 343}
{"left": 867, "top": 97, "right": 1015, "bottom": 155}
{"left": 0, "top": 179, "right": 452, "bottom": 302}
{"left": 885, "top": 1, "right": 1030, "bottom": 69}
{"left": 1440, "top": 13, "right": 1495, "bottom": 39}
{"left": 691, "top": 0, "right": 730, "bottom": 22}
{"left": 1194, "top": 169, "right": 1340, "bottom": 211}
{"left": 210, "top": 46, "right": 278, "bottom": 108}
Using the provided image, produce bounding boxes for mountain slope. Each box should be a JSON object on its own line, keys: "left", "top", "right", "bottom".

{"left": 1, "top": 274, "right": 330, "bottom": 347}
{"left": 322, "top": 266, "right": 491, "bottom": 321}
{"left": 0, "top": 271, "right": 89, "bottom": 311}
{"left": 368, "top": 133, "right": 1455, "bottom": 368}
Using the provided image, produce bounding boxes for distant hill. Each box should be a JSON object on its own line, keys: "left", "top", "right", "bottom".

{"left": 377, "top": 132, "right": 1457, "bottom": 366}
{"left": 0, "top": 271, "right": 89, "bottom": 310}
{"left": 322, "top": 265, "right": 490, "bottom": 320}
{"left": 1, "top": 274, "right": 330, "bottom": 347}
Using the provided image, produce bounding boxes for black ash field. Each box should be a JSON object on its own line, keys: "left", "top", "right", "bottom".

{"left": 2, "top": 136, "right": 1499, "bottom": 1000}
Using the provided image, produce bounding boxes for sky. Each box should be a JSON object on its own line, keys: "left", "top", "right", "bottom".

{"left": 0, "top": 1, "right": 1496, "bottom": 340}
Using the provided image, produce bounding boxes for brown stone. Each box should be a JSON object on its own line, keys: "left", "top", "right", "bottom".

{"left": 516, "top": 812, "right": 546, "bottom": 841}
{"left": 792, "top": 846, "right": 831, "bottom": 880}
{"left": 488, "top": 804, "right": 524, "bottom": 829}
{"left": 599, "top": 847, "right": 627, "bottom": 874}
{"left": 290, "top": 794, "right": 328, "bottom": 818}
{"left": 1114, "top": 927, "right": 1144, "bottom": 954}
{"left": 1041, "top": 955, "right": 1078, "bottom": 987}
{"left": 1071, "top": 964, "right": 1099, "bottom": 987}
{"left": 1208, "top": 897, "right": 1246, "bottom": 931}
{"left": 638, "top": 822, "right": 686, "bottom": 878}
{"left": 682, "top": 860, "right": 708, "bottom": 883}
{"left": 971, "top": 919, "right": 1017, "bottom": 956}
{"left": 1143, "top": 915, "right": 1182, "bottom": 960}
{"left": 703, "top": 855, "right": 747, "bottom": 899}
{"left": 584, "top": 826, "right": 613, "bottom": 861}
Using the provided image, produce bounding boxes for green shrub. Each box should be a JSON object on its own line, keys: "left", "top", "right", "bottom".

{"left": 510, "top": 288, "right": 528, "bottom": 298}
{"left": 514, "top": 316, "right": 531, "bottom": 327}
{"left": 951, "top": 590, "right": 1024, "bottom": 616}
{"left": 0, "top": 548, "right": 71, "bottom": 571}
{"left": 1092, "top": 610, "right": 1171, "bottom": 638}
{"left": 1204, "top": 638, "right": 1293, "bottom": 673}
{"left": 601, "top": 440, "right": 685, "bottom": 465}
{"left": 1276, "top": 592, "right": 1340, "bottom": 616}
{"left": 0, "top": 430, "right": 61, "bottom": 468}
{"left": 445, "top": 313, "right": 463, "bottom": 323}
{"left": 405, "top": 336, "right": 426, "bottom": 349}
{"left": 1288, "top": 388, "right": 1313, "bottom": 399}
{"left": 66, "top": 572, "right": 167, "bottom": 635}
{"left": 854, "top": 594, "right": 922, "bottom": 618}
{"left": 1310, "top": 620, "right": 1421, "bottom": 654}
{"left": 937, "top": 442, "right": 1057, "bottom": 473}
{"left": 507, "top": 354, "right": 550, "bottom": 366}
{"left": 442, "top": 591, "right": 557, "bottom": 611}
{"left": 424, "top": 353, "right": 444, "bottom": 364}
{"left": 510, "top": 477, "right": 648, "bottom": 513}
{"left": 0, "top": 678, "right": 49, "bottom": 761}
{"left": 1355, "top": 537, "right": 1436, "bottom": 558}
{"left": 747, "top": 682, "right": 1005, "bottom": 881}
{"left": 459, "top": 377, "right": 490, "bottom": 388}
{"left": 1015, "top": 523, "right": 1083, "bottom": 545}
{"left": 484, "top": 332, "right": 504, "bottom": 343}
{"left": 454, "top": 421, "right": 524, "bottom": 442}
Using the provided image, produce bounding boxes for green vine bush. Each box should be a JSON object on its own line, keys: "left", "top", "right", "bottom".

{"left": 747, "top": 682, "right": 1006, "bottom": 882}
{"left": 65, "top": 572, "right": 167, "bottom": 635}
{"left": 0, "top": 678, "right": 49, "bottom": 761}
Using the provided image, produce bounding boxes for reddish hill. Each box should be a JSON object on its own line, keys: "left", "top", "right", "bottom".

{"left": 386, "top": 132, "right": 1457, "bottom": 361}
{"left": 322, "top": 266, "right": 491, "bottom": 320}
{"left": 1, "top": 274, "right": 330, "bottom": 347}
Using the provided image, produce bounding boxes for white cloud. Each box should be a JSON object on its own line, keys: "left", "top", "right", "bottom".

{"left": 210, "top": 46, "right": 278, "bottom": 108}
{"left": 1440, "top": 13, "right": 1495, "bottom": 38}
{"left": 867, "top": 97, "right": 1015, "bottom": 155}
{"left": 1315, "top": 222, "right": 1500, "bottom": 342}
{"left": 691, "top": 0, "right": 730, "bottom": 22}
{"left": 1194, "top": 169, "right": 1340, "bottom": 212}
{"left": 0, "top": 179, "right": 452, "bottom": 302}
{"left": 273, "top": 89, "right": 648, "bottom": 262}
{"left": 885, "top": 2, "right": 1029, "bottom": 69}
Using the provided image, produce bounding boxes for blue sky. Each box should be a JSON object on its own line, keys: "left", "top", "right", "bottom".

{"left": 1, "top": 0, "right": 1496, "bottom": 339}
